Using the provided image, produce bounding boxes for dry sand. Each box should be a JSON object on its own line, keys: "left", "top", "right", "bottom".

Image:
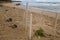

{"left": 0, "top": 4, "right": 29, "bottom": 40}
{"left": 0, "top": 2, "right": 60, "bottom": 40}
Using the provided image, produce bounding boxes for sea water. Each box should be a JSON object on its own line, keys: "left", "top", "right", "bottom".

{"left": 11, "top": 0, "right": 60, "bottom": 12}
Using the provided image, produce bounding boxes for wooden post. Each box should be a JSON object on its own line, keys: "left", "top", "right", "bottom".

{"left": 54, "top": 13, "right": 58, "bottom": 40}
{"left": 23, "top": 2, "right": 29, "bottom": 30}
{"left": 29, "top": 13, "right": 32, "bottom": 40}
{"left": 41, "top": 11, "right": 43, "bottom": 28}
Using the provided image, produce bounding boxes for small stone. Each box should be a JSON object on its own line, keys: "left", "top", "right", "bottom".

{"left": 6, "top": 18, "right": 12, "bottom": 22}
{"left": 16, "top": 3, "right": 21, "bottom": 6}
{"left": 9, "top": 24, "right": 17, "bottom": 29}
{"left": 5, "top": 9, "right": 8, "bottom": 11}
{"left": 48, "top": 34, "right": 52, "bottom": 36}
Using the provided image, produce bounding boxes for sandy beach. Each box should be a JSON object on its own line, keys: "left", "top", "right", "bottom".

{"left": 0, "top": 2, "right": 60, "bottom": 40}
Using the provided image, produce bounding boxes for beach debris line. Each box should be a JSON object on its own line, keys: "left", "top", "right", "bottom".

{"left": 9, "top": 24, "right": 17, "bottom": 29}
{"left": 5, "top": 18, "right": 12, "bottom": 22}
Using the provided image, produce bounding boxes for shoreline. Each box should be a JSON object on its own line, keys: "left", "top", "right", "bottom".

{"left": 1, "top": 2, "right": 60, "bottom": 19}
{"left": 1, "top": 2, "right": 60, "bottom": 13}
{"left": 29, "top": 7, "right": 60, "bottom": 13}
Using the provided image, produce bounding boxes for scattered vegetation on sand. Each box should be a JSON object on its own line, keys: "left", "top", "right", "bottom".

{"left": 35, "top": 28, "right": 45, "bottom": 37}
